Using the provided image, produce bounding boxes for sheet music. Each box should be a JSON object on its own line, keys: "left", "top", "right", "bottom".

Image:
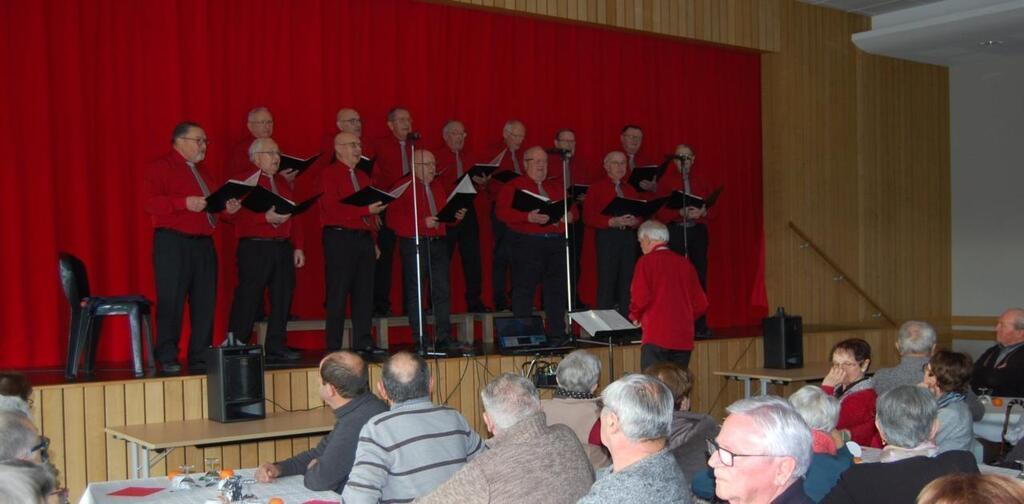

{"left": 569, "top": 309, "right": 636, "bottom": 337}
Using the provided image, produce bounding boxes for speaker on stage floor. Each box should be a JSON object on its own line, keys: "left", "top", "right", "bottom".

{"left": 763, "top": 307, "right": 803, "bottom": 369}
{"left": 207, "top": 344, "right": 266, "bottom": 422}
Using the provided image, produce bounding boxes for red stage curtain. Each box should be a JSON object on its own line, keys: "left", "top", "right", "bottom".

{"left": 0, "top": 0, "right": 766, "bottom": 368}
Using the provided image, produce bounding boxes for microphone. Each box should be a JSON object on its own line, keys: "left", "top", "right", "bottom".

{"left": 406, "top": 131, "right": 422, "bottom": 142}
{"left": 546, "top": 147, "right": 573, "bottom": 157}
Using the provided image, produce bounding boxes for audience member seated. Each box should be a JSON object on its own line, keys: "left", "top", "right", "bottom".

{"left": 821, "top": 386, "right": 979, "bottom": 504}
{"left": 578, "top": 374, "right": 690, "bottom": 504}
{"left": 0, "top": 459, "right": 58, "bottom": 504}
{"left": 872, "top": 321, "right": 983, "bottom": 420}
{"left": 0, "top": 372, "right": 32, "bottom": 417}
{"left": 255, "top": 352, "right": 387, "bottom": 492}
{"left": 707, "top": 395, "right": 814, "bottom": 504}
{"left": 917, "top": 473, "right": 1024, "bottom": 504}
{"left": 921, "top": 351, "right": 980, "bottom": 457}
{"left": 821, "top": 338, "right": 880, "bottom": 447}
{"left": 0, "top": 411, "right": 48, "bottom": 464}
{"left": 416, "top": 373, "right": 594, "bottom": 503}
{"left": 540, "top": 350, "right": 611, "bottom": 468}
{"left": 971, "top": 308, "right": 1024, "bottom": 398}
{"left": 341, "top": 352, "right": 484, "bottom": 503}
{"left": 642, "top": 363, "right": 718, "bottom": 483}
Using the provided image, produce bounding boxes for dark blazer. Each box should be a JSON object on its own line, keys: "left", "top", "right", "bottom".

{"left": 821, "top": 450, "right": 978, "bottom": 504}
{"left": 971, "top": 344, "right": 1024, "bottom": 397}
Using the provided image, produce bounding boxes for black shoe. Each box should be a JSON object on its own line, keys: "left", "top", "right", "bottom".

{"left": 695, "top": 328, "right": 714, "bottom": 340}
{"left": 467, "top": 302, "right": 491, "bottom": 313}
{"left": 573, "top": 301, "right": 589, "bottom": 311}
{"left": 373, "top": 308, "right": 392, "bottom": 317}
{"left": 493, "top": 304, "right": 509, "bottom": 312}
{"left": 266, "top": 347, "right": 302, "bottom": 361}
{"left": 160, "top": 361, "right": 182, "bottom": 374}
{"left": 357, "top": 345, "right": 388, "bottom": 362}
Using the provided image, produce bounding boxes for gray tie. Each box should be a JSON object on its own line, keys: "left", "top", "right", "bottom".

{"left": 614, "top": 181, "right": 624, "bottom": 198}
{"left": 683, "top": 170, "right": 692, "bottom": 194}
{"left": 628, "top": 154, "right": 636, "bottom": 170}
{"left": 455, "top": 150, "right": 464, "bottom": 178}
{"left": 187, "top": 162, "right": 216, "bottom": 228}
{"left": 269, "top": 174, "right": 278, "bottom": 195}
{"left": 536, "top": 182, "right": 548, "bottom": 199}
{"left": 511, "top": 148, "right": 521, "bottom": 174}
{"left": 400, "top": 140, "right": 409, "bottom": 175}
{"left": 424, "top": 181, "right": 438, "bottom": 216}
{"left": 349, "top": 168, "right": 361, "bottom": 191}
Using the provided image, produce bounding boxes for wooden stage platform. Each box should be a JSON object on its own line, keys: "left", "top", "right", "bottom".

{"left": 24, "top": 324, "right": 897, "bottom": 502}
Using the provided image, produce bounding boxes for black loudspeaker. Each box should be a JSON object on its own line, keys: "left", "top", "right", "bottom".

{"left": 207, "top": 345, "right": 266, "bottom": 422}
{"left": 763, "top": 307, "right": 803, "bottom": 369}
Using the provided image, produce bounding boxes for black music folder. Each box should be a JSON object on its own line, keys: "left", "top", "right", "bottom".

{"left": 465, "top": 163, "right": 499, "bottom": 179}
{"left": 205, "top": 171, "right": 259, "bottom": 213}
{"left": 241, "top": 186, "right": 322, "bottom": 215}
{"left": 568, "top": 184, "right": 589, "bottom": 200}
{"left": 279, "top": 152, "right": 322, "bottom": 175}
{"left": 341, "top": 180, "right": 411, "bottom": 206}
{"left": 436, "top": 176, "right": 477, "bottom": 223}
{"left": 627, "top": 163, "right": 670, "bottom": 192}
{"left": 492, "top": 170, "right": 522, "bottom": 183}
{"left": 664, "top": 186, "right": 724, "bottom": 209}
{"left": 512, "top": 189, "right": 567, "bottom": 222}
{"left": 600, "top": 196, "right": 667, "bottom": 218}
{"left": 356, "top": 155, "right": 376, "bottom": 175}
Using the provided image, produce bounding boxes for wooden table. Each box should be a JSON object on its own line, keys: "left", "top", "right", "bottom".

{"left": 714, "top": 363, "right": 834, "bottom": 398}
{"left": 105, "top": 408, "right": 335, "bottom": 479}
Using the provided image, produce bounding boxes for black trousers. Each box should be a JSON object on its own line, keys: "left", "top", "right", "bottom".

{"left": 373, "top": 215, "right": 396, "bottom": 313}
{"left": 640, "top": 343, "right": 692, "bottom": 371}
{"left": 669, "top": 222, "right": 709, "bottom": 333}
{"left": 509, "top": 232, "right": 568, "bottom": 338}
{"left": 595, "top": 228, "right": 637, "bottom": 318}
{"left": 323, "top": 228, "right": 375, "bottom": 350}
{"left": 152, "top": 229, "right": 216, "bottom": 366}
{"left": 444, "top": 205, "right": 483, "bottom": 306}
{"left": 400, "top": 237, "right": 452, "bottom": 344}
{"left": 567, "top": 220, "right": 584, "bottom": 306}
{"left": 491, "top": 205, "right": 512, "bottom": 309}
{"left": 227, "top": 239, "right": 294, "bottom": 353}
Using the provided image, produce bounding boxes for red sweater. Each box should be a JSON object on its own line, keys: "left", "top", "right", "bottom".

{"left": 496, "top": 176, "right": 577, "bottom": 235}
{"left": 822, "top": 383, "right": 882, "bottom": 448}
{"left": 584, "top": 177, "right": 642, "bottom": 230}
{"left": 629, "top": 247, "right": 708, "bottom": 351}
{"left": 142, "top": 150, "right": 217, "bottom": 236}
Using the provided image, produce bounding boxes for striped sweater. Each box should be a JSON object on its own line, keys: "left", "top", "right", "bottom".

{"left": 341, "top": 397, "right": 485, "bottom": 503}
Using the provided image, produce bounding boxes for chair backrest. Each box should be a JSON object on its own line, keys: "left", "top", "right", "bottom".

{"left": 58, "top": 252, "right": 90, "bottom": 305}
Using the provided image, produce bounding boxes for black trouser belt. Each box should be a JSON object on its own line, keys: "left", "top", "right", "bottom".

{"left": 155, "top": 228, "right": 212, "bottom": 240}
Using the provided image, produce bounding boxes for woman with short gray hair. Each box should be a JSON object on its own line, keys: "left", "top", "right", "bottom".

{"left": 821, "top": 386, "right": 979, "bottom": 503}
{"left": 539, "top": 350, "right": 610, "bottom": 468}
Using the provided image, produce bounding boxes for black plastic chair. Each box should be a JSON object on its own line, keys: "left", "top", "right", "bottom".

{"left": 58, "top": 253, "right": 155, "bottom": 378}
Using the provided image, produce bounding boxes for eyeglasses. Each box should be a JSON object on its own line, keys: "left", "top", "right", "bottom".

{"left": 255, "top": 151, "right": 281, "bottom": 157}
{"left": 182, "top": 137, "right": 210, "bottom": 146}
{"left": 340, "top": 118, "right": 362, "bottom": 124}
{"left": 248, "top": 120, "right": 273, "bottom": 126}
{"left": 336, "top": 141, "right": 361, "bottom": 148}
{"left": 706, "top": 438, "right": 771, "bottom": 467}
{"left": 30, "top": 436, "right": 50, "bottom": 463}
{"left": 832, "top": 361, "right": 861, "bottom": 369}
{"left": 49, "top": 488, "right": 69, "bottom": 504}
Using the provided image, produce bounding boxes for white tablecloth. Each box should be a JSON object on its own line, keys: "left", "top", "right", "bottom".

{"left": 79, "top": 469, "right": 340, "bottom": 504}
{"left": 973, "top": 399, "right": 1023, "bottom": 443}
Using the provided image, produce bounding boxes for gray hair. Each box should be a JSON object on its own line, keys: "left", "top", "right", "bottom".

{"left": 0, "top": 459, "right": 56, "bottom": 503}
{"left": 726, "top": 396, "right": 813, "bottom": 478}
{"left": 876, "top": 385, "right": 937, "bottom": 448}
{"left": 0, "top": 412, "right": 37, "bottom": 461}
{"left": 1009, "top": 309, "right": 1024, "bottom": 330}
{"left": 247, "top": 106, "right": 270, "bottom": 121}
{"left": 788, "top": 386, "right": 840, "bottom": 432}
{"left": 603, "top": 150, "right": 626, "bottom": 165}
{"left": 387, "top": 107, "right": 409, "bottom": 122}
{"left": 503, "top": 119, "right": 524, "bottom": 134}
{"left": 480, "top": 373, "right": 541, "bottom": 430}
{"left": 0, "top": 395, "right": 30, "bottom": 417}
{"left": 248, "top": 137, "right": 274, "bottom": 162}
{"left": 601, "top": 374, "right": 673, "bottom": 441}
{"left": 556, "top": 350, "right": 601, "bottom": 393}
{"left": 638, "top": 220, "right": 669, "bottom": 242}
{"left": 441, "top": 120, "right": 463, "bottom": 136}
{"left": 897, "top": 321, "right": 937, "bottom": 355}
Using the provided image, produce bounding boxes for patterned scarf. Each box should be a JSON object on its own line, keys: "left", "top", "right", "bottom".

{"left": 554, "top": 388, "right": 596, "bottom": 400}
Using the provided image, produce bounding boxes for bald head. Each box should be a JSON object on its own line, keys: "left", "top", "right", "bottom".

{"left": 503, "top": 120, "right": 526, "bottom": 151}
{"left": 319, "top": 351, "right": 369, "bottom": 399}
{"left": 996, "top": 309, "right": 1024, "bottom": 346}
{"left": 523, "top": 145, "right": 548, "bottom": 183}
{"left": 247, "top": 107, "right": 273, "bottom": 139}
{"left": 334, "top": 132, "right": 362, "bottom": 167}
{"left": 336, "top": 108, "right": 362, "bottom": 137}
{"left": 413, "top": 149, "right": 437, "bottom": 183}
{"left": 381, "top": 352, "right": 431, "bottom": 403}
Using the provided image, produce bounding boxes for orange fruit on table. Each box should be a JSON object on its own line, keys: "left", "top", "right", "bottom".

{"left": 166, "top": 470, "right": 180, "bottom": 480}
{"left": 218, "top": 469, "right": 234, "bottom": 479}
{"left": 993, "top": 397, "right": 1005, "bottom": 407}
{"left": 268, "top": 498, "right": 284, "bottom": 504}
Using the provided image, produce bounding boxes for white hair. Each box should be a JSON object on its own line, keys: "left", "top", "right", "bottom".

{"left": 897, "top": 321, "right": 937, "bottom": 355}
{"left": 441, "top": 120, "right": 463, "bottom": 136}
{"left": 876, "top": 385, "right": 937, "bottom": 448}
{"left": 480, "top": 373, "right": 541, "bottom": 430}
{"left": 788, "top": 386, "right": 840, "bottom": 432}
{"left": 601, "top": 374, "right": 673, "bottom": 441}
{"left": 0, "top": 395, "right": 30, "bottom": 417}
{"left": 248, "top": 137, "right": 273, "bottom": 162}
{"left": 726, "top": 395, "right": 813, "bottom": 479}
{"left": 637, "top": 220, "right": 669, "bottom": 242}
{"left": 0, "top": 460, "right": 56, "bottom": 503}
{"left": 556, "top": 350, "right": 601, "bottom": 394}
{"left": 0, "top": 411, "right": 37, "bottom": 461}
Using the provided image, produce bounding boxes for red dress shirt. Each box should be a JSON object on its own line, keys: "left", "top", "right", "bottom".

{"left": 369, "top": 135, "right": 414, "bottom": 192}
{"left": 584, "top": 177, "right": 642, "bottom": 230}
{"left": 316, "top": 158, "right": 377, "bottom": 232}
{"left": 221, "top": 169, "right": 304, "bottom": 249}
{"left": 654, "top": 167, "right": 713, "bottom": 224}
{"left": 481, "top": 142, "right": 523, "bottom": 201}
{"left": 434, "top": 146, "right": 476, "bottom": 191}
{"left": 387, "top": 176, "right": 448, "bottom": 239}
{"left": 629, "top": 246, "right": 708, "bottom": 351}
{"left": 496, "top": 176, "right": 577, "bottom": 235}
{"left": 143, "top": 149, "right": 217, "bottom": 236}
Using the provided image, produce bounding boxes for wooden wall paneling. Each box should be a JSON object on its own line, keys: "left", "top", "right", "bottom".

{"left": 182, "top": 378, "right": 204, "bottom": 471}
{"left": 103, "top": 383, "right": 126, "bottom": 481}
{"left": 163, "top": 380, "right": 185, "bottom": 475}
{"left": 83, "top": 386, "right": 107, "bottom": 487}
{"left": 62, "top": 386, "right": 86, "bottom": 499}
{"left": 41, "top": 388, "right": 65, "bottom": 491}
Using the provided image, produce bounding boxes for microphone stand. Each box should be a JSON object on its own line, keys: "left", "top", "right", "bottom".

{"left": 408, "top": 134, "right": 444, "bottom": 358}
{"left": 558, "top": 150, "right": 575, "bottom": 343}
{"left": 681, "top": 161, "right": 691, "bottom": 257}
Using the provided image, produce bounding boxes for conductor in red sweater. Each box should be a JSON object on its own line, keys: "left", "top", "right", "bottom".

{"left": 629, "top": 220, "right": 708, "bottom": 371}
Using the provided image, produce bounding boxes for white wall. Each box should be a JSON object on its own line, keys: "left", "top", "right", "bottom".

{"left": 950, "top": 57, "right": 1024, "bottom": 316}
